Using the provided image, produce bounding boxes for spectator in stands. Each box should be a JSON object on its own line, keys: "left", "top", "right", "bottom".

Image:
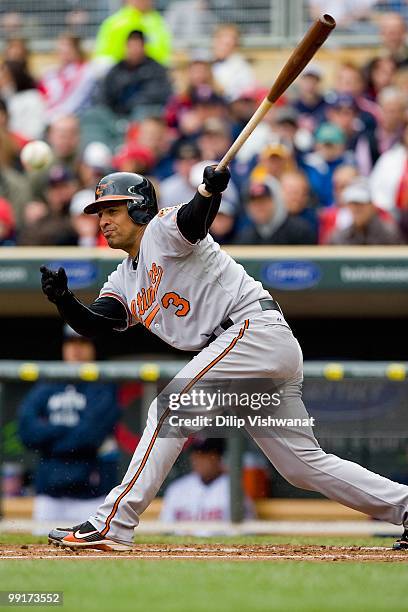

{"left": 40, "top": 33, "right": 96, "bottom": 122}
{"left": 47, "top": 114, "right": 81, "bottom": 170}
{"left": 355, "top": 86, "right": 406, "bottom": 175}
{"left": 3, "top": 38, "right": 30, "bottom": 69}
{"left": 29, "top": 114, "right": 81, "bottom": 201}
{"left": 308, "top": 0, "right": 377, "bottom": 29}
{"left": 292, "top": 64, "right": 327, "bottom": 132}
{"left": 378, "top": 12, "right": 408, "bottom": 67}
{"left": 198, "top": 117, "right": 232, "bottom": 163}
{"left": 100, "top": 30, "right": 172, "bottom": 119}
{"left": 325, "top": 93, "right": 362, "bottom": 152}
{"left": 112, "top": 142, "right": 155, "bottom": 175}
{"left": 251, "top": 142, "right": 293, "bottom": 184}
{"left": 94, "top": 0, "right": 171, "bottom": 67}
{"left": 0, "top": 60, "right": 45, "bottom": 140}
{"left": 0, "top": 129, "right": 32, "bottom": 225}
{"left": 134, "top": 116, "right": 174, "bottom": 180}
{"left": 329, "top": 177, "right": 403, "bottom": 244}
{"left": 161, "top": 438, "right": 254, "bottom": 523}
{"left": 363, "top": 56, "right": 397, "bottom": 101}
{"left": 319, "top": 164, "right": 358, "bottom": 243}
{"left": 165, "top": 51, "right": 222, "bottom": 130}
{"left": 272, "top": 107, "right": 301, "bottom": 156}
{"left": 212, "top": 24, "right": 256, "bottom": 102}
{"left": 331, "top": 62, "right": 379, "bottom": 130}
{"left": 159, "top": 141, "right": 201, "bottom": 208}
{"left": 301, "top": 123, "right": 354, "bottom": 207}
{"left": 369, "top": 121, "right": 408, "bottom": 212}
{"left": 235, "top": 180, "right": 316, "bottom": 245}
{"left": 18, "top": 326, "right": 120, "bottom": 532}
{"left": 19, "top": 165, "right": 79, "bottom": 246}
{"left": 0, "top": 196, "right": 16, "bottom": 245}
{"left": 78, "top": 141, "right": 112, "bottom": 190}
{"left": 280, "top": 170, "right": 319, "bottom": 241}
{"left": 209, "top": 199, "right": 237, "bottom": 245}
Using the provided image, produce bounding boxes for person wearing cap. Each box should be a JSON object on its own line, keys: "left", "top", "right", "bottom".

{"left": 160, "top": 438, "right": 254, "bottom": 523}
{"left": 100, "top": 30, "right": 172, "bottom": 118}
{"left": 251, "top": 142, "right": 294, "bottom": 184}
{"left": 18, "top": 326, "right": 120, "bottom": 534}
{"left": 236, "top": 179, "right": 316, "bottom": 245}
{"left": 94, "top": 0, "right": 171, "bottom": 67}
{"left": 329, "top": 177, "right": 403, "bottom": 245}
{"left": 159, "top": 142, "right": 201, "bottom": 208}
{"left": 112, "top": 142, "right": 155, "bottom": 175}
{"left": 325, "top": 93, "right": 362, "bottom": 151}
{"left": 292, "top": 64, "right": 326, "bottom": 130}
{"left": 79, "top": 142, "right": 113, "bottom": 189}
{"left": 301, "top": 122, "right": 355, "bottom": 207}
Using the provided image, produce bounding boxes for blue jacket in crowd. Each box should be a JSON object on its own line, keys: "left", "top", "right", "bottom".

{"left": 18, "top": 382, "right": 120, "bottom": 499}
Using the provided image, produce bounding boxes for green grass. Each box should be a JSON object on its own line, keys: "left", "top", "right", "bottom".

{"left": 0, "top": 534, "right": 406, "bottom": 612}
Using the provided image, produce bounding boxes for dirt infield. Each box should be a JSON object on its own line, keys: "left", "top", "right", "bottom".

{"left": 1, "top": 543, "right": 407, "bottom": 562}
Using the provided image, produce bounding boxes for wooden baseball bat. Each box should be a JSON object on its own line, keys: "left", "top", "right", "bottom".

{"left": 215, "top": 14, "right": 336, "bottom": 171}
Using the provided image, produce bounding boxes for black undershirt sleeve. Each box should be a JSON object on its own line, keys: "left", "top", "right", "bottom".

{"left": 55, "top": 292, "right": 128, "bottom": 338}
{"left": 176, "top": 191, "right": 222, "bottom": 243}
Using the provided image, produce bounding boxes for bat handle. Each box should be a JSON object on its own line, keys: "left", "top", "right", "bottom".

{"left": 216, "top": 98, "right": 273, "bottom": 171}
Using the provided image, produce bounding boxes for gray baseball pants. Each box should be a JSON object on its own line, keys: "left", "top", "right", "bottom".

{"left": 89, "top": 311, "right": 408, "bottom": 544}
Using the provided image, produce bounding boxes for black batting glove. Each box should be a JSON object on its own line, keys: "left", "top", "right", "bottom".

{"left": 40, "top": 266, "right": 69, "bottom": 304}
{"left": 203, "top": 165, "right": 231, "bottom": 194}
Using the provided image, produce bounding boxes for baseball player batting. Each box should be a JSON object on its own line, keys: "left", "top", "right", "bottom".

{"left": 41, "top": 167, "right": 408, "bottom": 552}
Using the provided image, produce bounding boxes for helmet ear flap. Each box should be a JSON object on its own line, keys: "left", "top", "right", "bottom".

{"left": 127, "top": 199, "right": 155, "bottom": 225}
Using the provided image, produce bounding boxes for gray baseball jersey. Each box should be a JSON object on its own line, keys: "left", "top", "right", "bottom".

{"left": 99, "top": 204, "right": 271, "bottom": 350}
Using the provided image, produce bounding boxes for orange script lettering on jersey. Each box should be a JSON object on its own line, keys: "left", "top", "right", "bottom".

{"left": 130, "top": 262, "right": 163, "bottom": 318}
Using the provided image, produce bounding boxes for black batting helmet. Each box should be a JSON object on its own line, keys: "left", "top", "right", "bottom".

{"left": 84, "top": 172, "right": 158, "bottom": 225}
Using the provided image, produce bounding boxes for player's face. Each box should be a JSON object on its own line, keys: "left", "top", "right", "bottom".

{"left": 98, "top": 205, "right": 140, "bottom": 254}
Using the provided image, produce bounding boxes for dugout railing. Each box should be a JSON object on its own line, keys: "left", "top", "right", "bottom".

{"left": 1, "top": 360, "right": 408, "bottom": 523}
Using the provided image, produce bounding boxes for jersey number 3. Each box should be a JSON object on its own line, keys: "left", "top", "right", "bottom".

{"left": 161, "top": 292, "right": 190, "bottom": 317}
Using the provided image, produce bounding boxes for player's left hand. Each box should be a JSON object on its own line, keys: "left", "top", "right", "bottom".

{"left": 203, "top": 165, "right": 231, "bottom": 194}
{"left": 40, "top": 265, "right": 68, "bottom": 303}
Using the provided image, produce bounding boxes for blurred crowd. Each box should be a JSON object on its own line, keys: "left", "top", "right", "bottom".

{"left": 1, "top": 1, "right": 408, "bottom": 247}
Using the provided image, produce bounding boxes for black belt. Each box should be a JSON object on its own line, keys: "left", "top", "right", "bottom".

{"left": 206, "top": 299, "right": 283, "bottom": 345}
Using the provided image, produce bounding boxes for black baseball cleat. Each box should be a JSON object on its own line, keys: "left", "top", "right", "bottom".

{"left": 393, "top": 529, "right": 408, "bottom": 550}
{"left": 48, "top": 521, "right": 132, "bottom": 552}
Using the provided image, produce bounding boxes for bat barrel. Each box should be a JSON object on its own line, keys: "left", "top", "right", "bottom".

{"left": 267, "top": 14, "right": 336, "bottom": 104}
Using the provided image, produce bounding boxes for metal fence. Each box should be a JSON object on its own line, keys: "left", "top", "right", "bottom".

{"left": 1, "top": 0, "right": 406, "bottom": 50}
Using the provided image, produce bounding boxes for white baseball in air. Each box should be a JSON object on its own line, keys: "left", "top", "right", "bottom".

{"left": 20, "top": 140, "right": 53, "bottom": 171}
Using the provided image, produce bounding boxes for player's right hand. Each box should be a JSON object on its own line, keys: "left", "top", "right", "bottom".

{"left": 40, "top": 266, "right": 68, "bottom": 303}
{"left": 203, "top": 165, "right": 231, "bottom": 194}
